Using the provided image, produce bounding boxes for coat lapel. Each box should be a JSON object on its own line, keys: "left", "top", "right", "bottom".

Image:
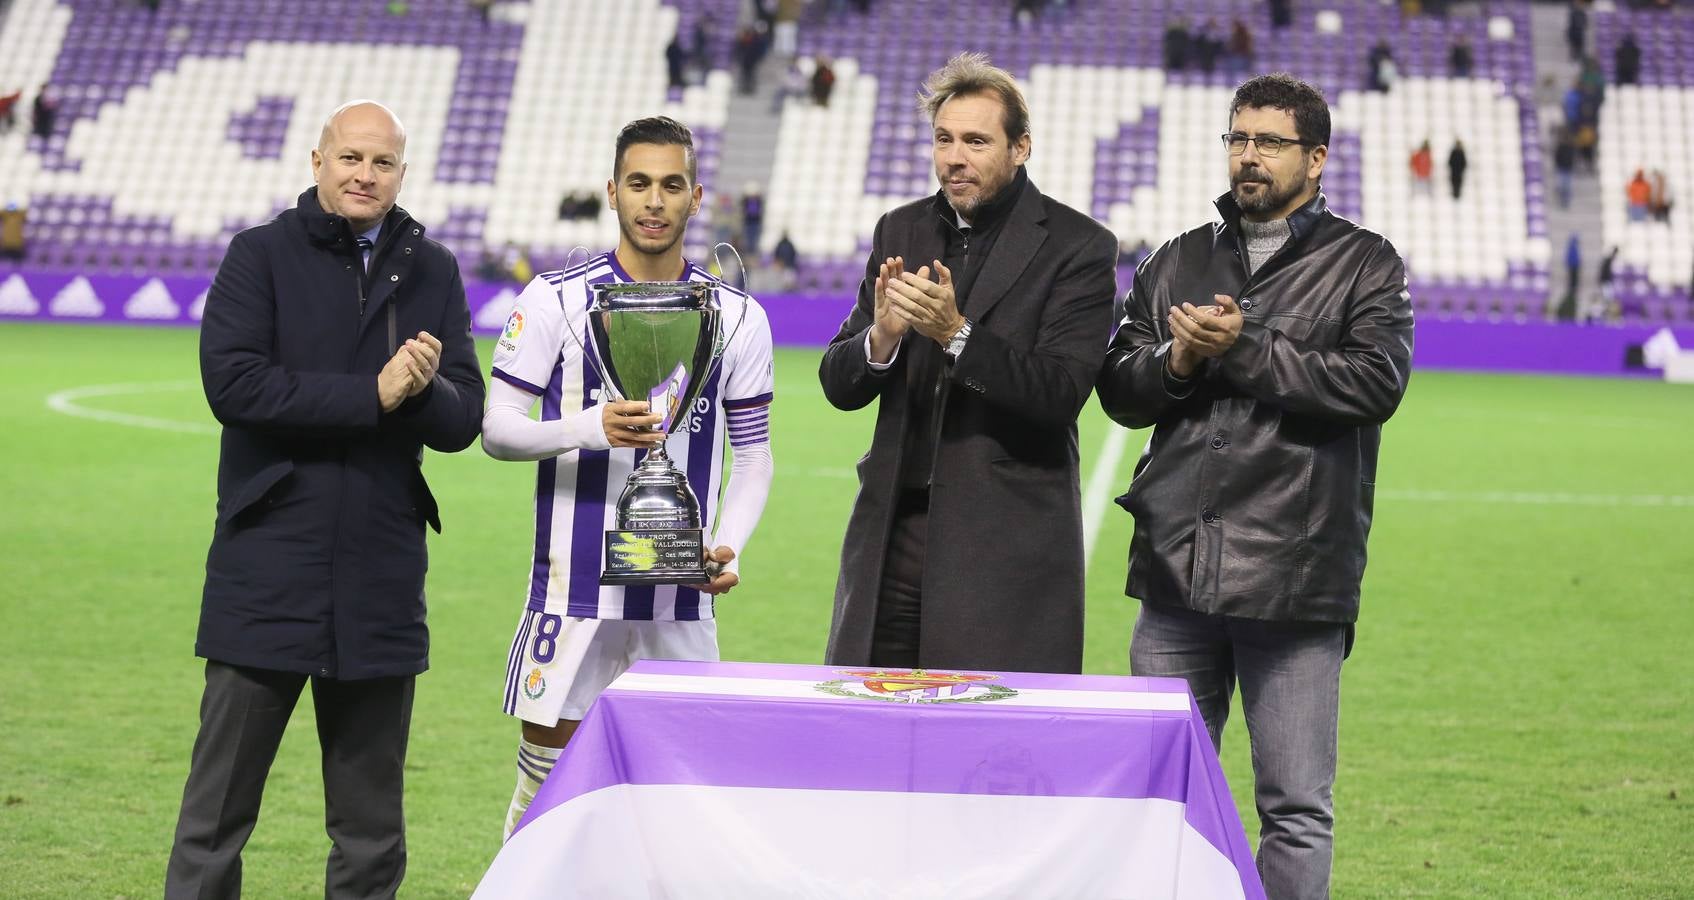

{"left": 906, "top": 202, "right": 948, "bottom": 287}
{"left": 963, "top": 179, "right": 1046, "bottom": 321}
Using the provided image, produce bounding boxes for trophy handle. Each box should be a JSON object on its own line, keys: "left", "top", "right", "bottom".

{"left": 563, "top": 245, "right": 592, "bottom": 271}
{"left": 704, "top": 242, "right": 752, "bottom": 385}
{"left": 712, "top": 241, "right": 747, "bottom": 293}
{"left": 555, "top": 246, "right": 623, "bottom": 403}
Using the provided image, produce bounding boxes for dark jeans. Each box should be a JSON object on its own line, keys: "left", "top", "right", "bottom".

{"left": 1131, "top": 601, "right": 1350, "bottom": 900}
{"left": 165, "top": 660, "right": 415, "bottom": 900}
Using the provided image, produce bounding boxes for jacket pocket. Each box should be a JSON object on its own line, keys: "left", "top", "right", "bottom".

{"left": 218, "top": 461, "right": 294, "bottom": 528}
{"left": 1258, "top": 311, "right": 1344, "bottom": 346}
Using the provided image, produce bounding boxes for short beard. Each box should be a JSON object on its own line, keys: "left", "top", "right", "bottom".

{"left": 617, "top": 216, "right": 684, "bottom": 258}
{"left": 1231, "top": 172, "right": 1307, "bottom": 218}
{"left": 944, "top": 168, "right": 1012, "bottom": 219}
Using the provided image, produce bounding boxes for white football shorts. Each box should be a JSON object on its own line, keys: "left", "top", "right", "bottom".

{"left": 501, "top": 608, "right": 718, "bottom": 725}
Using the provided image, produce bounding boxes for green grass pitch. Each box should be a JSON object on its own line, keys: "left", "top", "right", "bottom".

{"left": 1, "top": 322, "right": 1690, "bottom": 897}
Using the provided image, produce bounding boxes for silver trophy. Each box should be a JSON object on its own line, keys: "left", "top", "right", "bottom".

{"left": 572, "top": 248, "right": 747, "bottom": 585}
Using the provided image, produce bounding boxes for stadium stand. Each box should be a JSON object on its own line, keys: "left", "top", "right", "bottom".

{"left": 1593, "top": 5, "right": 1694, "bottom": 322}
{"left": 771, "top": 0, "right": 1553, "bottom": 320}
{"left": 0, "top": 0, "right": 1687, "bottom": 326}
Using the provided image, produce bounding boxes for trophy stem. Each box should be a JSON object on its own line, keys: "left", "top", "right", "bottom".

{"left": 644, "top": 439, "right": 673, "bottom": 465}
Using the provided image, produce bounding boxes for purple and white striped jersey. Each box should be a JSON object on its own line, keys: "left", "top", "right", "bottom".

{"left": 490, "top": 252, "right": 775, "bottom": 621}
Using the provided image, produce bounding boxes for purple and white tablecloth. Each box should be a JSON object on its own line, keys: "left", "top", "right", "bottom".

{"left": 474, "top": 660, "right": 1265, "bottom": 900}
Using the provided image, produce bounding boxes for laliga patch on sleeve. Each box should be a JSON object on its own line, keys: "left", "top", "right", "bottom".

{"left": 499, "top": 308, "right": 525, "bottom": 353}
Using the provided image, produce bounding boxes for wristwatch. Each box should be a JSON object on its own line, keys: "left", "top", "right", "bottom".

{"left": 943, "top": 318, "right": 972, "bottom": 362}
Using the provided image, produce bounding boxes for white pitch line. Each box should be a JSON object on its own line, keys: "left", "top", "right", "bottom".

{"left": 45, "top": 380, "right": 218, "bottom": 436}
{"left": 1380, "top": 489, "right": 1694, "bottom": 508}
{"left": 1082, "top": 428, "right": 1131, "bottom": 567}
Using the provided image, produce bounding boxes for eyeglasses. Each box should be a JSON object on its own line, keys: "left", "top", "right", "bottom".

{"left": 1221, "top": 133, "right": 1316, "bottom": 157}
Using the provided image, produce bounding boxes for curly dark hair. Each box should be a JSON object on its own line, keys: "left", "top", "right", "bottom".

{"left": 1229, "top": 74, "right": 1330, "bottom": 147}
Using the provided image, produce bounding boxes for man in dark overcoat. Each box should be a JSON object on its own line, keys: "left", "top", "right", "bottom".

{"left": 819, "top": 53, "right": 1117, "bottom": 674}
{"left": 165, "top": 100, "right": 483, "bottom": 900}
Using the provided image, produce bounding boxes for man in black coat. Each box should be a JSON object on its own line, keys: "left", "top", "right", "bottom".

{"left": 165, "top": 100, "right": 483, "bottom": 900}
{"left": 1097, "top": 75, "right": 1412, "bottom": 899}
{"left": 819, "top": 53, "right": 1117, "bottom": 674}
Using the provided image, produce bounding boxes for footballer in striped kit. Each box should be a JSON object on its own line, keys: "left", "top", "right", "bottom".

{"left": 480, "top": 117, "right": 775, "bottom": 840}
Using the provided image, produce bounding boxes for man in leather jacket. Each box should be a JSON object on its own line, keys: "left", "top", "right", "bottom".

{"left": 1097, "top": 74, "right": 1413, "bottom": 900}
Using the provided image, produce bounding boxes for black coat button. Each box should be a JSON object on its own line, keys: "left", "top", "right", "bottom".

{"left": 1202, "top": 509, "right": 1217, "bottom": 523}
{"left": 1211, "top": 435, "right": 1225, "bottom": 449}
{"left": 1240, "top": 297, "right": 1254, "bottom": 310}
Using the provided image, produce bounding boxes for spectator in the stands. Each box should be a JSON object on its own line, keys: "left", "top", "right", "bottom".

{"left": 1193, "top": 19, "right": 1223, "bottom": 74}
{"left": 556, "top": 191, "right": 601, "bottom": 221}
{"left": 1269, "top": 0, "right": 1293, "bottom": 29}
{"left": 1574, "top": 123, "right": 1597, "bottom": 173}
{"left": 0, "top": 88, "right": 20, "bottom": 134}
{"left": 1013, "top": 0, "right": 1045, "bottom": 30}
{"left": 1449, "top": 35, "right": 1473, "bottom": 78}
{"left": 0, "top": 202, "right": 25, "bottom": 261}
{"left": 772, "top": 231, "right": 798, "bottom": 276}
{"left": 1566, "top": 0, "right": 1588, "bottom": 63}
{"left": 666, "top": 36, "right": 688, "bottom": 89}
{"left": 1627, "top": 169, "right": 1652, "bottom": 222}
{"left": 1578, "top": 56, "right": 1606, "bottom": 112}
{"left": 1590, "top": 246, "right": 1619, "bottom": 323}
{"left": 1614, "top": 34, "right": 1642, "bottom": 86}
{"left": 30, "top": 85, "right": 57, "bottom": 140}
{"left": 1162, "top": 19, "right": 1190, "bottom": 72}
{"left": 734, "top": 23, "right": 768, "bottom": 96}
{"left": 811, "top": 55, "right": 837, "bottom": 107}
{"left": 1410, "top": 140, "right": 1434, "bottom": 195}
{"left": 1648, "top": 170, "right": 1673, "bottom": 223}
{"left": 1558, "top": 234, "right": 1582, "bottom": 321}
{"left": 1368, "top": 42, "right": 1398, "bottom": 93}
{"left": 503, "top": 243, "right": 532, "bottom": 285}
{"left": 740, "top": 183, "right": 765, "bottom": 255}
{"left": 1448, "top": 139, "right": 1468, "bottom": 200}
{"left": 689, "top": 20, "right": 711, "bottom": 74}
{"left": 1227, "top": 19, "right": 1254, "bottom": 73}
{"left": 1552, "top": 127, "right": 1576, "bottom": 209}
{"left": 712, "top": 193, "right": 739, "bottom": 249}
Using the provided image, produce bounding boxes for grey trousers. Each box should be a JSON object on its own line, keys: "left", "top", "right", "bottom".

{"left": 1130, "top": 601, "right": 1350, "bottom": 900}
{"left": 165, "top": 660, "right": 415, "bottom": 900}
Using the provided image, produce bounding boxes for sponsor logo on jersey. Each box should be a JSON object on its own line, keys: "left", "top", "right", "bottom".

{"left": 499, "top": 309, "right": 525, "bottom": 352}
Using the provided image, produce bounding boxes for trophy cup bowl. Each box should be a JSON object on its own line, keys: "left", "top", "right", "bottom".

{"left": 585, "top": 280, "right": 723, "bottom": 585}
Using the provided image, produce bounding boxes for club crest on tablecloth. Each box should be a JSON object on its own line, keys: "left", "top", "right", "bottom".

{"left": 814, "top": 669, "right": 1017, "bottom": 704}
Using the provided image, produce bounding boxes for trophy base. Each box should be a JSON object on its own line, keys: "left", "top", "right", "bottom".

{"left": 601, "top": 528, "right": 708, "bottom": 585}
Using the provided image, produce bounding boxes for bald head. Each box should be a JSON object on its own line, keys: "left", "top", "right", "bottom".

{"left": 311, "top": 100, "right": 409, "bottom": 232}
{"left": 318, "top": 100, "right": 408, "bottom": 161}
